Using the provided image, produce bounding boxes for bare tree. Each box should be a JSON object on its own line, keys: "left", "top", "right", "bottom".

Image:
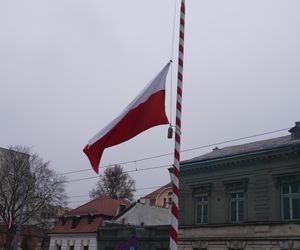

{"left": 90, "top": 164, "right": 135, "bottom": 202}
{"left": 0, "top": 146, "right": 68, "bottom": 250}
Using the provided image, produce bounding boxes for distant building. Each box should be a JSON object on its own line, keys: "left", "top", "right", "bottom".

{"left": 0, "top": 147, "right": 48, "bottom": 250}
{"left": 114, "top": 199, "right": 171, "bottom": 226}
{"left": 142, "top": 182, "right": 172, "bottom": 208}
{"left": 178, "top": 122, "right": 300, "bottom": 250}
{"left": 0, "top": 225, "right": 49, "bottom": 250}
{"left": 40, "top": 205, "right": 71, "bottom": 229}
{"left": 97, "top": 223, "right": 169, "bottom": 250}
{"left": 98, "top": 185, "right": 172, "bottom": 250}
{"left": 49, "top": 197, "right": 130, "bottom": 250}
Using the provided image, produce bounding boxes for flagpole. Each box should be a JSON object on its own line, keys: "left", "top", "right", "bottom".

{"left": 170, "top": 0, "right": 185, "bottom": 249}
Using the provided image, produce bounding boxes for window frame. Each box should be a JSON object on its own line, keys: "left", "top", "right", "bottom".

{"left": 281, "top": 183, "right": 300, "bottom": 221}
{"left": 229, "top": 190, "right": 244, "bottom": 223}
{"left": 195, "top": 194, "right": 209, "bottom": 225}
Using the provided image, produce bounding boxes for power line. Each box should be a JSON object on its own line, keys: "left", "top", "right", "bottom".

{"left": 68, "top": 185, "right": 163, "bottom": 198}
{"left": 67, "top": 164, "right": 171, "bottom": 183}
{"left": 63, "top": 127, "right": 289, "bottom": 176}
{"left": 68, "top": 193, "right": 155, "bottom": 204}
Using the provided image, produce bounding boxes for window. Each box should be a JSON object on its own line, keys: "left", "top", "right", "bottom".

{"left": 87, "top": 213, "right": 94, "bottom": 224}
{"left": 56, "top": 244, "right": 61, "bottom": 250}
{"left": 230, "top": 191, "right": 244, "bottom": 223}
{"left": 83, "top": 246, "right": 89, "bottom": 250}
{"left": 69, "top": 246, "right": 74, "bottom": 250}
{"left": 71, "top": 216, "right": 80, "bottom": 228}
{"left": 281, "top": 183, "right": 299, "bottom": 220}
{"left": 163, "top": 196, "right": 172, "bottom": 208}
{"left": 163, "top": 198, "right": 167, "bottom": 207}
{"left": 195, "top": 195, "right": 208, "bottom": 224}
{"left": 224, "top": 179, "right": 247, "bottom": 223}
{"left": 191, "top": 184, "right": 211, "bottom": 224}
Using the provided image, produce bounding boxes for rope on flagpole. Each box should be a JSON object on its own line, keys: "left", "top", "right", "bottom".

{"left": 170, "top": 0, "right": 185, "bottom": 249}
{"left": 169, "top": 0, "right": 178, "bottom": 125}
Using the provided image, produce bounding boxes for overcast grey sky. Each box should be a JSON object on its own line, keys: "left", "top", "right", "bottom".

{"left": 1, "top": 0, "right": 299, "bottom": 208}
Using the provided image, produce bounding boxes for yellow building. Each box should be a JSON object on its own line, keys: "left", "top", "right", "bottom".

{"left": 142, "top": 183, "right": 172, "bottom": 208}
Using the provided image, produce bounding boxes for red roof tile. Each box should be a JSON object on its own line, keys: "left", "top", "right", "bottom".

{"left": 50, "top": 197, "right": 131, "bottom": 234}
{"left": 142, "top": 183, "right": 172, "bottom": 201}
{"left": 50, "top": 217, "right": 102, "bottom": 234}
{"left": 67, "top": 197, "right": 130, "bottom": 217}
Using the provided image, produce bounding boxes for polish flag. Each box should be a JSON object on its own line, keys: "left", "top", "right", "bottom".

{"left": 84, "top": 62, "right": 171, "bottom": 174}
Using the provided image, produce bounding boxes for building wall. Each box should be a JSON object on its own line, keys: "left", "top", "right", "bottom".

{"left": 49, "top": 234, "right": 97, "bottom": 250}
{"left": 178, "top": 145, "right": 300, "bottom": 249}
{"left": 156, "top": 187, "right": 173, "bottom": 207}
{"left": 115, "top": 202, "right": 171, "bottom": 226}
{"left": 178, "top": 223, "right": 300, "bottom": 250}
{"left": 98, "top": 225, "right": 169, "bottom": 250}
{"left": 179, "top": 148, "right": 300, "bottom": 226}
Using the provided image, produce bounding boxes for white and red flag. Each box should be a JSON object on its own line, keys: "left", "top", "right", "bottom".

{"left": 84, "top": 62, "right": 171, "bottom": 174}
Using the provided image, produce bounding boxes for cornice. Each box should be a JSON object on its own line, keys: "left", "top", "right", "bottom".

{"left": 180, "top": 146, "right": 300, "bottom": 176}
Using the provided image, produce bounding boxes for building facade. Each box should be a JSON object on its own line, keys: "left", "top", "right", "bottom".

{"left": 178, "top": 122, "right": 300, "bottom": 250}
{"left": 49, "top": 197, "right": 129, "bottom": 250}
{"left": 114, "top": 199, "right": 171, "bottom": 226}
{"left": 98, "top": 224, "right": 169, "bottom": 250}
{"left": 98, "top": 185, "right": 172, "bottom": 249}
{"left": 142, "top": 183, "right": 172, "bottom": 208}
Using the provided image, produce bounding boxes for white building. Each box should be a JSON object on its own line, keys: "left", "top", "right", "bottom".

{"left": 113, "top": 199, "right": 171, "bottom": 226}
{"left": 49, "top": 197, "right": 130, "bottom": 250}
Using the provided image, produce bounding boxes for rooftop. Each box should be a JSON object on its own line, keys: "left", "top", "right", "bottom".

{"left": 141, "top": 182, "right": 172, "bottom": 201}
{"left": 50, "top": 197, "right": 131, "bottom": 234}
{"left": 66, "top": 196, "right": 130, "bottom": 217}
{"left": 182, "top": 135, "right": 300, "bottom": 165}
{"left": 50, "top": 217, "right": 102, "bottom": 234}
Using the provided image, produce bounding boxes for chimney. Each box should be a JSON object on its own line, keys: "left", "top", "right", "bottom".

{"left": 289, "top": 122, "right": 300, "bottom": 140}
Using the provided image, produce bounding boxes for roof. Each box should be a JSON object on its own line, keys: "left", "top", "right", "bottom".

{"left": 182, "top": 135, "right": 300, "bottom": 165}
{"left": 50, "top": 216, "right": 102, "bottom": 234}
{"left": 142, "top": 183, "right": 172, "bottom": 201}
{"left": 113, "top": 202, "right": 136, "bottom": 220}
{"left": 114, "top": 202, "right": 171, "bottom": 226}
{"left": 66, "top": 196, "right": 130, "bottom": 217}
{"left": 50, "top": 197, "right": 131, "bottom": 234}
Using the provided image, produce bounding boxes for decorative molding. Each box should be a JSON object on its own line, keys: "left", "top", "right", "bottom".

{"left": 190, "top": 184, "right": 212, "bottom": 196}
{"left": 223, "top": 178, "right": 248, "bottom": 193}
{"left": 273, "top": 174, "right": 300, "bottom": 188}
{"left": 181, "top": 148, "right": 300, "bottom": 176}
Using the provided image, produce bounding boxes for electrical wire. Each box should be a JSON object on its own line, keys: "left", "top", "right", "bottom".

{"left": 66, "top": 127, "right": 290, "bottom": 204}
{"left": 67, "top": 165, "right": 171, "bottom": 183}
{"left": 68, "top": 185, "right": 164, "bottom": 199}
{"left": 68, "top": 193, "right": 151, "bottom": 204}
{"left": 61, "top": 127, "right": 290, "bottom": 176}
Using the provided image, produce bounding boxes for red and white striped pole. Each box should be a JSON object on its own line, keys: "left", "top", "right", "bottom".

{"left": 170, "top": 0, "right": 185, "bottom": 250}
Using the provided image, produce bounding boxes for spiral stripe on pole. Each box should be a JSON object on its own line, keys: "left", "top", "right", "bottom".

{"left": 170, "top": 0, "right": 185, "bottom": 249}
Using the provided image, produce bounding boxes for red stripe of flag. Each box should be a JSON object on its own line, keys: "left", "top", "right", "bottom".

{"left": 84, "top": 63, "right": 171, "bottom": 174}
